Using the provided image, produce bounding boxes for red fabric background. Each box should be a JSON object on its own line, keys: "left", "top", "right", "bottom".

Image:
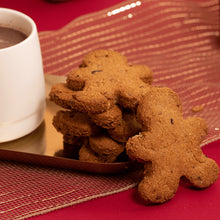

{"left": 33, "top": 140, "right": 220, "bottom": 220}
{"left": 0, "top": 0, "right": 125, "bottom": 31}
{"left": 0, "top": 0, "right": 220, "bottom": 219}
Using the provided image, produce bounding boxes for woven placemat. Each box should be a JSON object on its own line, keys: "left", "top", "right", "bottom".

{"left": 0, "top": 0, "right": 220, "bottom": 219}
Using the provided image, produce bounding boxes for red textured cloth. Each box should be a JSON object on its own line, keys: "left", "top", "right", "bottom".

{"left": 0, "top": 0, "right": 125, "bottom": 32}
{"left": 32, "top": 140, "right": 220, "bottom": 220}
{"left": 0, "top": 0, "right": 220, "bottom": 219}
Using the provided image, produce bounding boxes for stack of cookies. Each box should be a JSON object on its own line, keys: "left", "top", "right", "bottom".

{"left": 49, "top": 49, "right": 153, "bottom": 163}
{"left": 49, "top": 49, "right": 219, "bottom": 204}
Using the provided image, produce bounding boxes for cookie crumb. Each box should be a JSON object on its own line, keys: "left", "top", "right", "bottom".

{"left": 191, "top": 105, "right": 204, "bottom": 112}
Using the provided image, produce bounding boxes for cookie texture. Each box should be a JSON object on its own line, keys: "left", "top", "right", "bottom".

{"left": 61, "top": 49, "right": 153, "bottom": 113}
{"left": 50, "top": 83, "right": 109, "bottom": 113}
{"left": 63, "top": 135, "right": 88, "bottom": 146}
{"left": 49, "top": 50, "right": 218, "bottom": 203}
{"left": 79, "top": 144, "right": 118, "bottom": 163}
{"left": 49, "top": 49, "right": 154, "bottom": 164}
{"left": 89, "top": 105, "right": 122, "bottom": 129}
{"left": 108, "top": 111, "right": 141, "bottom": 142}
{"left": 126, "top": 87, "right": 219, "bottom": 204}
{"left": 89, "top": 134, "right": 124, "bottom": 157}
{"left": 53, "top": 110, "right": 101, "bottom": 137}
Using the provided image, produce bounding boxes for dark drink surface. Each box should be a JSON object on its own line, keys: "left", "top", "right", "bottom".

{"left": 0, "top": 26, "right": 27, "bottom": 49}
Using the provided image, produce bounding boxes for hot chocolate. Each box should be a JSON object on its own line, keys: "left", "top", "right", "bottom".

{"left": 0, "top": 26, "right": 27, "bottom": 49}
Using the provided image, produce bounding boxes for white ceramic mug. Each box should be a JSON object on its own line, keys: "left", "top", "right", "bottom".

{"left": 0, "top": 8, "right": 45, "bottom": 142}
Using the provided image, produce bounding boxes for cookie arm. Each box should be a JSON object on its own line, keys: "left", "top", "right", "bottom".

{"left": 186, "top": 117, "right": 208, "bottom": 140}
{"left": 72, "top": 90, "right": 112, "bottom": 114}
{"left": 184, "top": 155, "right": 219, "bottom": 188}
{"left": 126, "top": 133, "right": 156, "bottom": 162}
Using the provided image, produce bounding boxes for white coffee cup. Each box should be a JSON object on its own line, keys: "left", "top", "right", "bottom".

{"left": 0, "top": 8, "right": 45, "bottom": 142}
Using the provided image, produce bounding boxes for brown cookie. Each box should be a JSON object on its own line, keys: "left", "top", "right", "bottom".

{"left": 79, "top": 144, "right": 117, "bottom": 163}
{"left": 63, "top": 135, "right": 88, "bottom": 146}
{"left": 89, "top": 134, "right": 124, "bottom": 158}
{"left": 108, "top": 110, "right": 141, "bottom": 142}
{"left": 89, "top": 104, "right": 122, "bottom": 129}
{"left": 62, "top": 135, "right": 88, "bottom": 159}
{"left": 49, "top": 83, "right": 110, "bottom": 113}
{"left": 65, "top": 49, "right": 153, "bottom": 113}
{"left": 63, "top": 135, "right": 88, "bottom": 145}
{"left": 126, "top": 87, "right": 219, "bottom": 204}
{"left": 52, "top": 110, "right": 101, "bottom": 137}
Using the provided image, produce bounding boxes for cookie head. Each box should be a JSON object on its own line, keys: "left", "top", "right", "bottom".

{"left": 126, "top": 87, "right": 219, "bottom": 204}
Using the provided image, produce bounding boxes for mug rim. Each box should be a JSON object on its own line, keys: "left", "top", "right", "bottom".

{"left": 0, "top": 7, "right": 37, "bottom": 51}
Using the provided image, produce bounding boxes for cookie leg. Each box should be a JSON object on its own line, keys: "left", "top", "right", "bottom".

{"left": 138, "top": 165, "right": 179, "bottom": 204}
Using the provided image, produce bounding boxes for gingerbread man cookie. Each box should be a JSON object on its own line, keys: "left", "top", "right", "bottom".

{"left": 50, "top": 50, "right": 153, "bottom": 114}
{"left": 126, "top": 87, "right": 219, "bottom": 204}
